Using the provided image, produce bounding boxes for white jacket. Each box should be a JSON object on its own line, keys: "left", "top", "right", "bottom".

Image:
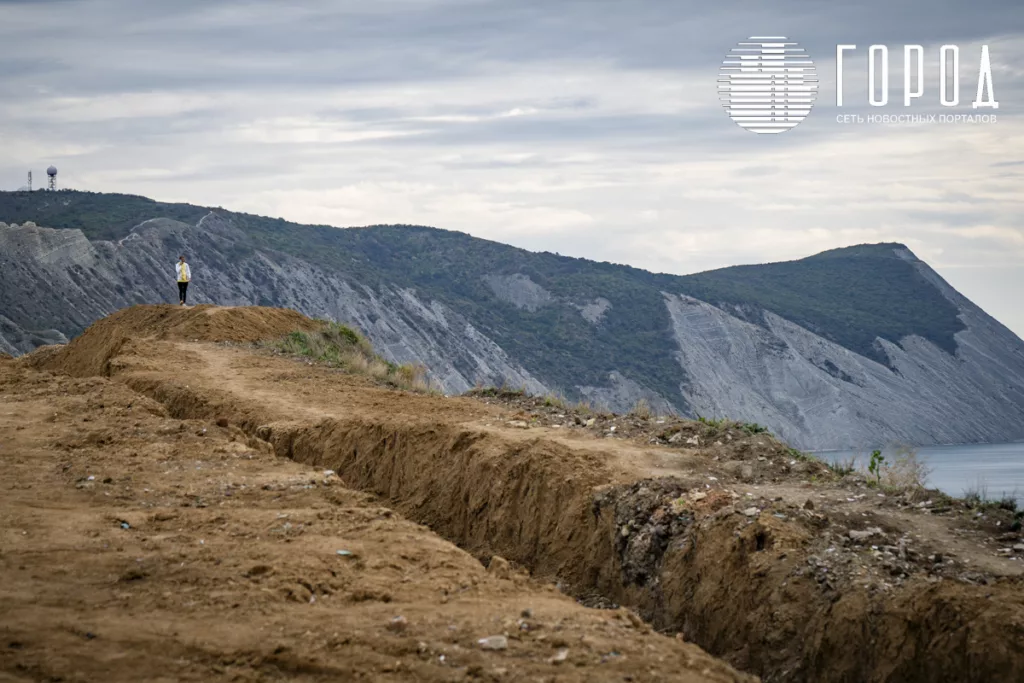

{"left": 176, "top": 262, "right": 192, "bottom": 282}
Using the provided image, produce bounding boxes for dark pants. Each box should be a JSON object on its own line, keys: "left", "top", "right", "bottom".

{"left": 178, "top": 282, "right": 189, "bottom": 304}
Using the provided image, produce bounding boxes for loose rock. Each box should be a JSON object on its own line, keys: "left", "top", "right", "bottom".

{"left": 478, "top": 635, "right": 508, "bottom": 651}
{"left": 488, "top": 555, "right": 512, "bottom": 580}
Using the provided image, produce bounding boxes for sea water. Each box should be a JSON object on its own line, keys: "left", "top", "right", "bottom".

{"left": 817, "top": 442, "right": 1024, "bottom": 505}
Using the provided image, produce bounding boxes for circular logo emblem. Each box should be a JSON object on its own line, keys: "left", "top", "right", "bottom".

{"left": 719, "top": 37, "right": 818, "bottom": 133}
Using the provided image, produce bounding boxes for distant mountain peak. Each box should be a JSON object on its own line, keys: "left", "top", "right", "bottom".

{"left": 805, "top": 242, "right": 914, "bottom": 261}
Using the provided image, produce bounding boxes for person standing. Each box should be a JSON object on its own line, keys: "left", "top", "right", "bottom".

{"left": 176, "top": 255, "right": 192, "bottom": 306}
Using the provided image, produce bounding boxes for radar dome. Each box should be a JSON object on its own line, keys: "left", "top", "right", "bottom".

{"left": 47, "top": 166, "right": 58, "bottom": 176}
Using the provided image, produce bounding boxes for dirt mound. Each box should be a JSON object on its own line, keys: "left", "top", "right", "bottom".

{"left": 39, "top": 304, "right": 318, "bottom": 377}
{"left": 18, "top": 344, "right": 64, "bottom": 369}
{"left": 469, "top": 389, "right": 833, "bottom": 486}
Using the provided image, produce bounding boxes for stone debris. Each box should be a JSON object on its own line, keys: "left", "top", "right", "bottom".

{"left": 478, "top": 635, "right": 508, "bottom": 651}
{"left": 488, "top": 555, "right": 512, "bottom": 580}
{"left": 848, "top": 527, "right": 884, "bottom": 541}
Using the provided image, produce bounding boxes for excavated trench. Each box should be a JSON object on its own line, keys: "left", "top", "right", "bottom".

{"left": 119, "top": 374, "right": 1024, "bottom": 683}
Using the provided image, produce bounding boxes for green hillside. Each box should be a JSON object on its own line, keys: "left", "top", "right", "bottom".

{"left": 0, "top": 190, "right": 208, "bottom": 241}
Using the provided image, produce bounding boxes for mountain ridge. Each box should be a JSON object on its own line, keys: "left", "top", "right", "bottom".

{"left": 2, "top": 189, "right": 1022, "bottom": 450}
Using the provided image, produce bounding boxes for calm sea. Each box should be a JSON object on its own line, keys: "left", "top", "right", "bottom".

{"left": 817, "top": 442, "right": 1024, "bottom": 505}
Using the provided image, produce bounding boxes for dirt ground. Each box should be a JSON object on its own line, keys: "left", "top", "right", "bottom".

{"left": 0, "top": 362, "right": 748, "bottom": 683}
{"left": 4, "top": 305, "right": 1024, "bottom": 683}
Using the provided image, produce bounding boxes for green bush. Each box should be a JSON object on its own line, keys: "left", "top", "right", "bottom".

{"left": 868, "top": 450, "right": 885, "bottom": 485}
{"left": 268, "top": 321, "right": 430, "bottom": 392}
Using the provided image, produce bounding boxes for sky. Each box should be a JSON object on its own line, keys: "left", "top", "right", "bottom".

{"left": 1, "top": 0, "right": 1023, "bottom": 337}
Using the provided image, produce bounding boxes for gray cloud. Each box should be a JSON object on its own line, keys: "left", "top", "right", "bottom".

{"left": 0, "top": 0, "right": 1022, "bottom": 335}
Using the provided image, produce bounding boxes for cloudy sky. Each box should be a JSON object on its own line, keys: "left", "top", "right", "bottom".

{"left": 2, "top": 0, "right": 1023, "bottom": 336}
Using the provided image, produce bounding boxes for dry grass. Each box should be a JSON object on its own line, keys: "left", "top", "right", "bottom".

{"left": 629, "top": 398, "right": 654, "bottom": 420}
{"left": 466, "top": 384, "right": 527, "bottom": 400}
{"left": 542, "top": 393, "right": 568, "bottom": 409}
{"left": 827, "top": 455, "right": 858, "bottom": 477}
{"left": 963, "top": 479, "right": 1019, "bottom": 512}
{"left": 873, "top": 445, "right": 932, "bottom": 492}
{"left": 574, "top": 399, "right": 593, "bottom": 416}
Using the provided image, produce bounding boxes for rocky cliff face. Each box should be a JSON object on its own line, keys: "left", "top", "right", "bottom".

{"left": 664, "top": 286, "right": 1024, "bottom": 450}
{"left": 2, "top": 209, "right": 1023, "bottom": 451}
